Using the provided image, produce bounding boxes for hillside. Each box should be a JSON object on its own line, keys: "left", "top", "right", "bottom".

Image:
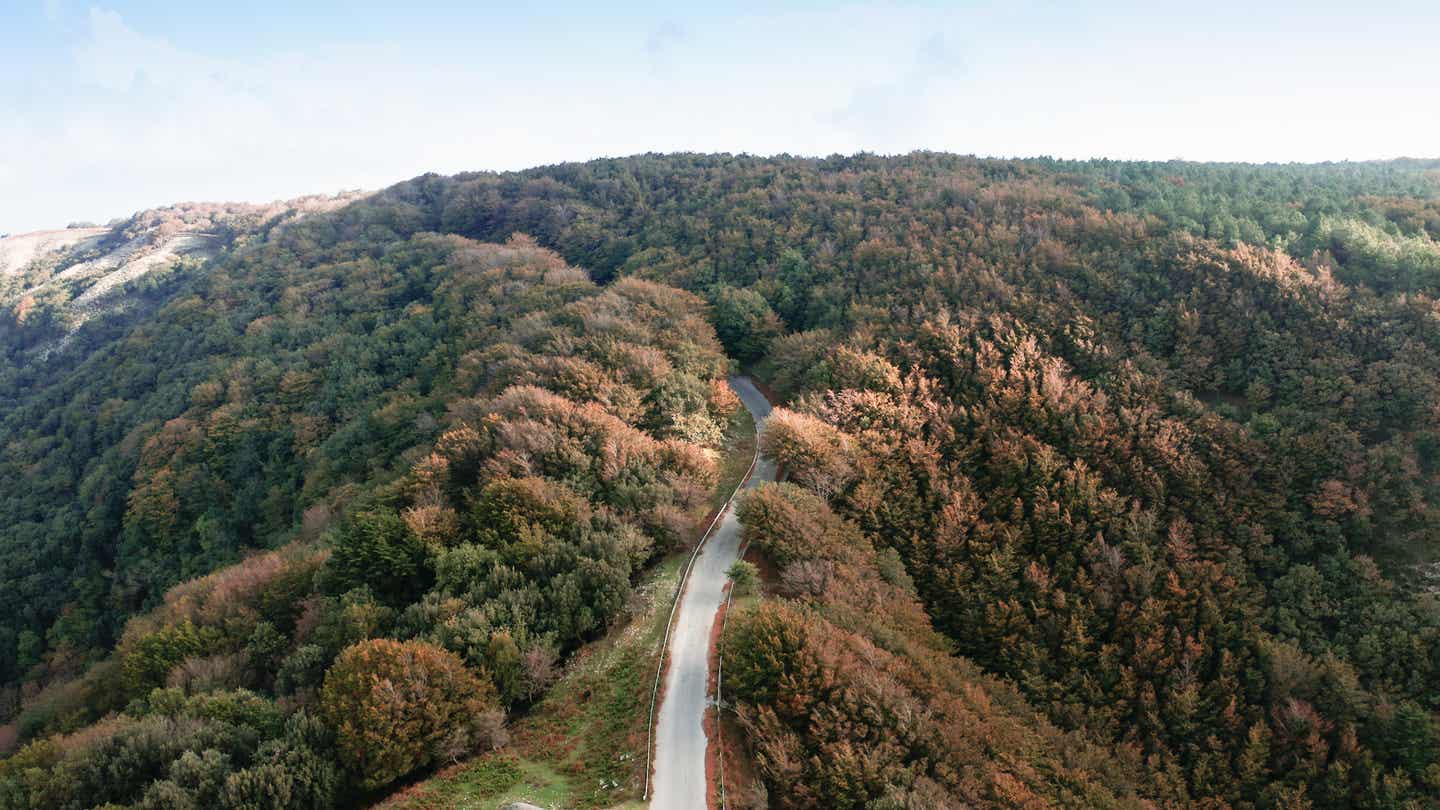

{"left": 0, "top": 193, "right": 365, "bottom": 350}
{"left": 4, "top": 153, "right": 1440, "bottom": 808}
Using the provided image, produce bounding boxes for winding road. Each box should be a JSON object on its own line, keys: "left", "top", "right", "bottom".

{"left": 650, "top": 376, "right": 775, "bottom": 810}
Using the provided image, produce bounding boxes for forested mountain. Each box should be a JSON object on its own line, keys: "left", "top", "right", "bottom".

{"left": 4, "top": 153, "right": 1440, "bottom": 808}
{"left": 0, "top": 224, "right": 735, "bottom": 806}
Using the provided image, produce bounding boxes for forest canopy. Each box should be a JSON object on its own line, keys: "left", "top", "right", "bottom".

{"left": 5, "top": 152, "right": 1440, "bottom": 808}
{"left": 0, "top": 230, "right": 734, "bottom": 806}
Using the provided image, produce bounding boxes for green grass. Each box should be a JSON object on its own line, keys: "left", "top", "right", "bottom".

{"left": 711, "top": 407, "right": 758, "bottom": 514}
{"left": 382, "top": 755, "right": 577, "bottom": 809}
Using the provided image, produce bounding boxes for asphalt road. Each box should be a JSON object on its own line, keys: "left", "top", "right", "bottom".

{"left": 650, "top": 376, "right": 775, "bottom": 810}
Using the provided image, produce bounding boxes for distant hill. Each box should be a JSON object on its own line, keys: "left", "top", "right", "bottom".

{"left": 0, "top": 193, "right": 366, "bottom": 350}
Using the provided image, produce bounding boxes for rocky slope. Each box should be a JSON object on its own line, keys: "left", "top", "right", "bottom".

{"left": 0, "top": 192, "right": 367, "bottom": 341}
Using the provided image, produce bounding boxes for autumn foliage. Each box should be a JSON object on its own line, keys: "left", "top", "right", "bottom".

{"left": 320, "top": 639, "right": 499, "bottom": 790}
{"left": 1, "top": 232, "right": 732, "bottom": 805}
{"left": 7, "top": 152, "right": 1440, "bottom": 807}
{"left": 727, "top": 485, "right": 1157, "bottom": 808}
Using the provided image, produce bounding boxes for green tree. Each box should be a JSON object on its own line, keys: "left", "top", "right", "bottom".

{"left": 727, "top": 560, "right": 759, "bottom": 596}
{"left": 327, "top": 512, "right": 432, "bottom": 606}
{"left": 709, "top": 284, "right": 783, "bottom": 364}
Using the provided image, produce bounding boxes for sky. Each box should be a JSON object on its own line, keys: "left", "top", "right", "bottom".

{"left": 2, "top": 0, "right": 1439, "bottom": 234}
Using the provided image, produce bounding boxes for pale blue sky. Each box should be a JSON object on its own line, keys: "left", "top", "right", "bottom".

{"left": 3, "top": 1, "right": 1438, "bottom": 233}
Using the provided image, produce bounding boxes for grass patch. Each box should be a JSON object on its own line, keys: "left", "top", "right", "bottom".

{"left": 711, "top": 406, "right": 757, "bottom": 515}
{"left": 382, "top": 755, "right": 573, "bottom": 810}
{"left": 513, "top": 554, "right": 683, "bottom": 807}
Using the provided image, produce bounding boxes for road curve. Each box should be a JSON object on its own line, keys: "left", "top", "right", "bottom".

{"left": 650, "top": 376, "right": 775, "bottom": 809}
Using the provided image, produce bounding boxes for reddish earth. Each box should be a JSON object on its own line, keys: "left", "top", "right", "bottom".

{"left": 717, "top": 713, "right": 761, "bottom": 810}
{"left": 705, "top": 592, "right": 732, "bottom": 809}
{"left": 747, "top": 377, "right": 784, "bottom": 407}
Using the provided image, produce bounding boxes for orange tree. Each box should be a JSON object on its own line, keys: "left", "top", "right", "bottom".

{"left": 320, "top": 638, "right": 499, "bottom": 790}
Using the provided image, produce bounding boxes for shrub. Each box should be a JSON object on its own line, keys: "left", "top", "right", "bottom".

{"left": 471, "top": 476, "right": 588, "bottom": 549}
{"left": 519, "top": 642, "right": 559, "bottom": 701}
{"left": 165, "top": 748, "right": 231, "bottom": 807}
{"left": 727, "top": 560, "right": 759, "bottom": 596}
{"left": 121, "top": 621, "right": 226, "bottom": 698}
{"left": 137, "top": 778, "right": 197, "bottom": 809}
{"left": 304, "top": 589, "right": 396, "bottom": 658}
{"left": 243, "top": 621, "right": 288, "bottom": 682}
{"left": 708, "top": 284, "right": 783, "bottom": 364}
{"left": 736, "top": 483, "right": 864, "bottom": 568}
{"left": 319, "top": 639, "right": 501, "bottom": 790}
{"left": 220, "top": 761, "right": 294, "bottom": 809}
{"left": 758, "top": 411, "right": 857, "bottom": 501}
{"left": 179, "top": 690, "right": 284, "bottom": 740}
{"left": 30, "top": 715, "right": 256, "bottom": 808}
{"left": 166, "top": 653, "right": 247, "bottom": 694}
{"left": 642, "top": 372, "right": 724, "bottom": 443}
{"left": 275, "top": 645, "right": 330, "bottom": 697}
{"left": 722, "top": 602, "right": 823, "bottom": 717}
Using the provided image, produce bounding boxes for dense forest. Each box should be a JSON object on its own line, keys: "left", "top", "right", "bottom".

{"left": 4, "top": 152, "right": 1440, "bottom": 807}
{"left": 0, "top": 228, "right": 736, "bottom": 805}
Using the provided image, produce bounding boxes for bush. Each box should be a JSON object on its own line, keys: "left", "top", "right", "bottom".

{"left": 26, "top": 715, "right": 257, "bottom": 808}
{"left": 319, "top": 639, "right": 501, "bottom": 790}
{"left": 722, "top": 602, "right": 823, "bottom": 719}
{"left": 166, "top": 653, "right": 247, "bottom": 694}
{"left": 275, "top": 645, "right": 330, "bottom": 697}
{"left": 303, "top": 589, "right": 395, "bottom": 658}
{"left": 757, "top": 412, "right": 856, "bottom": 501}
{"left": 165, "top": 748, "right": 230, "bottom": 807}
{"left": 220, "top": 761, "right": 294, "bottom": 809}
{"left": 736, "top": 483, "right": 864, "bottom": 568}
{"left": 178, "top": 690, "right": 284, "bottom": 740}
{"left": 727, "top": 560, "right": 759, "bottom": 596}
{"left": 470, "top": 476, "right": 588, "bottom": 549}
{"left": 120, "top": 621, "right": 227, "bottom": 698}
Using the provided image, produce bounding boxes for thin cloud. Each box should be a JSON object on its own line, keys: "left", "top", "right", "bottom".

{"left": 3, "top": 2, "right": 1436, "bottom": 233}
{"left": 830, "top": 33, "right": 966, "bottom": 146}
{"left": 645, "top": 19, "right": 686, "bottom": 74}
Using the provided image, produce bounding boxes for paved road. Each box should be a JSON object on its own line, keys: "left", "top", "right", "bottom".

{"left": 650, "top": 376, "right": 775, "bottom": 810}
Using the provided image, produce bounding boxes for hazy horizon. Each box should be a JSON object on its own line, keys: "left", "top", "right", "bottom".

{"left": 5, "top": 0, "right": 1439, "bottom": 233}
{"left": 9, "top": 148, "right": 1440, "bottom": 236}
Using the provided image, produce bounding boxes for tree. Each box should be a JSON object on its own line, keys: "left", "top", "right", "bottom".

{"left": 319, "top": 639, "right": 501, "bottom": 790}
{"left": 709, "top": 285, "right": 783, "bottom": 364}
{"left": 758, "top": 411, "right": 856, "bottom": 502}
{"left": 727, "top": 560, "right": 759, "bottom": 596}
{"left": 120, "top": 621, "right": 225, "bottom": 697}
{"left": 326, "top": 512, "right": 432, "bottom": 606}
